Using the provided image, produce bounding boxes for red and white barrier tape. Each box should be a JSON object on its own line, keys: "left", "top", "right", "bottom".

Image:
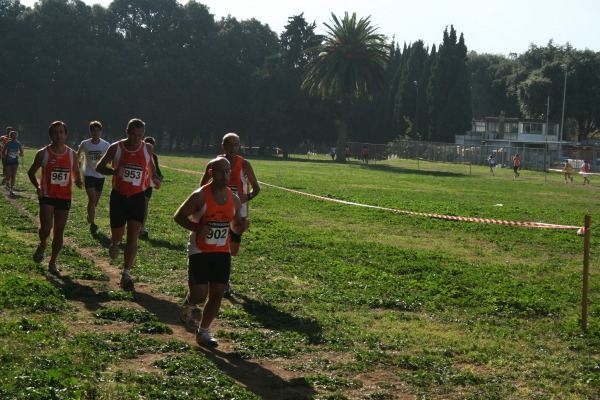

{"left": 259, "top": 182, "right": 584, "bottom": 232}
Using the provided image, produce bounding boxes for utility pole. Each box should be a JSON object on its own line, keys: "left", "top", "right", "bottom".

{"left": 414, "top": 81, "right": 419, "bottom": 138}
{"left": 560, "top": 64, "right": 568, "bottom": 157}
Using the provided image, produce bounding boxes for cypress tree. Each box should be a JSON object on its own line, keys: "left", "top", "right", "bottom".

{"left": 426, "top": 26, "right": 472, "bottom": 142}
{"left": 394, "top": 40, "right": 429, "bottom": 139}
{"left": 418, "top": 44, "right": 435, "bottom": 138}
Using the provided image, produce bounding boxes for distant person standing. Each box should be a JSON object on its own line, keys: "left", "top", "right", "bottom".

{"left": 77, "top": 121, "right": 110, "bottom": 234}
{"left": 175, "top": 157, "right": 249, "bottom": 347}
{"left": 27, "top": 121, "right": 83, "bottom": 275}
{"left": 345, "top": 145, "right": 350, "bottom": 159}
{"left": 582, "top": 160, "right": 591, "bottom": 185}
{"left": 95, "top": 118, "right": 161, "bottom": 289}
{"left": 513, "top": 154, "right": 521, "bottom": 178}
{"left": 139, "top": 136, "right": 163, "bottom": 238}
{"left": 363, "top": 146, "right": 370, "bottom": 164}
{"left": 2, "top": 131, "right": 24, "bottom": 196}
{"left": 1, "top": 127, "right": 10, "bottom": 186}
{"left": 488, "top": 154, "right": 495, "bottom": 176}
{"left": 563, "top": 160, "right": 573, "bottom": 183}
{"left": 330, "top": 146, "right": 336, "bottom": 161}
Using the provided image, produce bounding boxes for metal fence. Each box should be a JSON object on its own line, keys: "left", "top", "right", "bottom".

{"left": 382, "top": 140, "right": 600, "bottom": 172}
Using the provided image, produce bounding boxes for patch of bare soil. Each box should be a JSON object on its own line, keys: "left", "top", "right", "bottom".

{"left": 3, "top": 180, "right": 409, "bottom": 399}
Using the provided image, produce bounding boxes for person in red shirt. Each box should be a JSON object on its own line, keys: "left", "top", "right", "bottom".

{"left": 582, "top": 161, "right": 591, "bottom": 185}
{"left": 95, "top": 118, "right": 161, "bottom": 289}
{"left": 513, "top": 154, "right": 521, "bottom": 178}
{"left": 175, "top": 157, "right": 249, "bottom": 347}
{"left": 27, "top": 121, "right": 83, "bottom": 275}
{"left": 363, "top": 146, "right": 370, "bottom": 164}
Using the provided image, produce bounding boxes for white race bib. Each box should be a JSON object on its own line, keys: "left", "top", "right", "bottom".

{"left": 88, "top": 150, "right": 101, "bottom": 162}
{"left": 51, "top": 167, "right": 70, "bottom": 186}
{"left": 122, "top": 164, "right": 144, "bottom": 186}
{"left": 203, "top": 221, "right": 230, "bottom": 247}
{"left": 8, "top": 150, "right": 17, "bottom": 159}
{"left": 228, "top": 185, "right": 239, "bottom": 196}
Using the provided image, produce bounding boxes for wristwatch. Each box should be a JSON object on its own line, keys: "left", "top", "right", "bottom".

{"left": 247, "top": 192, "right": 253, "bottom": 201}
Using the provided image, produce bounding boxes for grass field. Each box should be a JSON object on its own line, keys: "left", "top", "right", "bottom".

{"left": 0, "top": 150, "right": 599, "bottom": 399}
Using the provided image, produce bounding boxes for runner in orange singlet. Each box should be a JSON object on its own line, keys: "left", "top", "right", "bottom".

{"left": 200, "top": 133, "right": 260, "bottom": 297}
{"left": 175, "top": 157, "right": 248, "bottom": 347}
{"left": 513, "top": 154, "right": 521, "bottom": 178}
{"left": 27, "top": 121, "right": 83, "bottom": 275}
{"left": 95, "top": 118, "right": 161, "bottom": 289}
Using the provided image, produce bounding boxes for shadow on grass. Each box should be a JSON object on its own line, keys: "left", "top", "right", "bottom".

{"left": 140, "top": 236, "right": 186, "bottom": 251}
{"left": 231, "top": 294, "right": 323, "bottom": 337}
{"left": 196, "top": 346, "right": 319, "bottom": 400}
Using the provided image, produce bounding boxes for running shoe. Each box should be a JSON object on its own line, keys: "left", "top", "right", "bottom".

{"left": 90, "top": 223, "right": 98, "bottom": 234}
{"left": 109, "top": 242, "right": 120, "bottom": 259}
{"left": 138, "top": 227, "right": 148, "bottom": 238}
{"left": 33, "top": 245, "right": 46, "bottom": 263}
{"left": 195, "top": 328, "right": 218, "bottom": 347}
{"left": 223, "top": 282, "right": 232, "bottom": 298}
{"left": 119, "top": 273, "right": 134, "bottom": 290}
{"left": 9, "top": 189, "right": 14, "bottom": 196}
{"left": 48, "top": 262, "right": 60, "bottom": 276}
{"left": 5, "top": 182, "right": 10, "bottom": 189}
{"left": 179, "top": 294, "right": 195, "bottom": 323}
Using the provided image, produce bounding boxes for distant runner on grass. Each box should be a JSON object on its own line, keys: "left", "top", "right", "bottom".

{"left": 563, "top": 160, "right": 573, "bottom": 183}
{"left": 200, "top": 133, "right": 260, "bottom": 297}
{"left": 581, "top": 161, "right": 591, "bottom": 185}
{"left": 1, "top": 127, "right": 10, "bottom": 186}
{"left": 2, "top": 130, "right": 24, "bottom": 196}
{"left": 488, "top": 154, "right": 495, "bottom": 176}
{"left": 175, "top": 157, "right": 249, "bottom": 347}
{"left": 28, "top": 121, "right": 83, "bottom": 276}
{"left": 95, "top": 118, "right": 161, "bottom": 290}
{"left": 513, "top": 154, "right": 521, "bottom": 178}
{"left": 139, "top": 136, "right": 164, "bottom": 239}
{"left": 77, "top": 121, "right": 110, "bottom": 234}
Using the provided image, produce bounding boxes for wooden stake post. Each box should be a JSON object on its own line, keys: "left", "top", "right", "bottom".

{"left": 582, "top": 215, "right": 591, "bottom": 332}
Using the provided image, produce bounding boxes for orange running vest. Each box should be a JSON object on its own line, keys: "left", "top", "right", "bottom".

{"left": 40, "top": 146, "right": 75, "bottom": 199}
{"left": 191, "top": 185, "right": 235, "bottom": 254}
{"left": 112, "top": 140, "right": 151, "bottom": 196}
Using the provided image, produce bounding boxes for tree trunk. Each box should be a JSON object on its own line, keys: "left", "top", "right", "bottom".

{"left": 336, "top": 93, "right": 351, "bottom": 163}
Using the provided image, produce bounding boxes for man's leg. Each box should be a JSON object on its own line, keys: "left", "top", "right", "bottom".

{"left": 49, "top": 209, "right": 69, "bottom": 263}
{"left": 123, "top": 220, "right": 142, "bottom": 271}
{"left": 199, "top": 282, "right": 227, "bottom": 329}
{"left": 38, "top": 204, "right": 54, "bottom": 247}
{"left": 85, "top": 186, "right": 97, "bottom": 224}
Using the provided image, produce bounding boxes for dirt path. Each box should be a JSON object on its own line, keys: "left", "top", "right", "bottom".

{"left": 3, "top": 171, "right": 409, "bottom": 399}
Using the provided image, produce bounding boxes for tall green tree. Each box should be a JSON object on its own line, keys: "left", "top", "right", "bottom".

{"left": 394, "top": 40, "right": 429, "bottom": 139}
{"left": 302, "top": 12, "right": 391, "bottom": 162}
{"left": 427, "top": 26, "right": 472, "bottom": 142}
{"left": 510, "top": 42, "right": 600, "bottom": 141}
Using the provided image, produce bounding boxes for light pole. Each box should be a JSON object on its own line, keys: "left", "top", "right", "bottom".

{"left": 559, "top": 64, "right": 567, "bottom": 157}
{"left": 414, "top": 81, "right": 419, "bottom": 138}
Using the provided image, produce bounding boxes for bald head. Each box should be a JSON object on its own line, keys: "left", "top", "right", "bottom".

{"left": 208, "top": 157, "right": 231, "bottom": 187}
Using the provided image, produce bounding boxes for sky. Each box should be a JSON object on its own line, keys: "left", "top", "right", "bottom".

{"left": 18, "top": 0, "right": 600, "bottom": 55}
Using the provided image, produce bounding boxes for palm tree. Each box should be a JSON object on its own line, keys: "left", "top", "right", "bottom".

{"left": 302, "top": 12, "right": 391, "bottom": 162}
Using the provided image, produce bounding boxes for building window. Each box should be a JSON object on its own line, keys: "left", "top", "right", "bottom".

{"left": 505, "top": 123, "right": 518, "bottom": 133}
{"left": 547, "top": 124, "right": 558, "bottom": 135}
{"left": 522, "top": 123, "right": 531, "bottom": 133}
{"left": 531, "top": 123, "right": 543, "bottom": 134}
{"left": 487, "top": 121, "right": 498, "bottom": 132}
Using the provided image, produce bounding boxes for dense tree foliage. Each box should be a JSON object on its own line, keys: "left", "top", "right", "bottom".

{"left": 301, "top": 12, "right": 391, "bottom": 162}
{"left": 1, "top": 1, "right": 598, "bottom": 149}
